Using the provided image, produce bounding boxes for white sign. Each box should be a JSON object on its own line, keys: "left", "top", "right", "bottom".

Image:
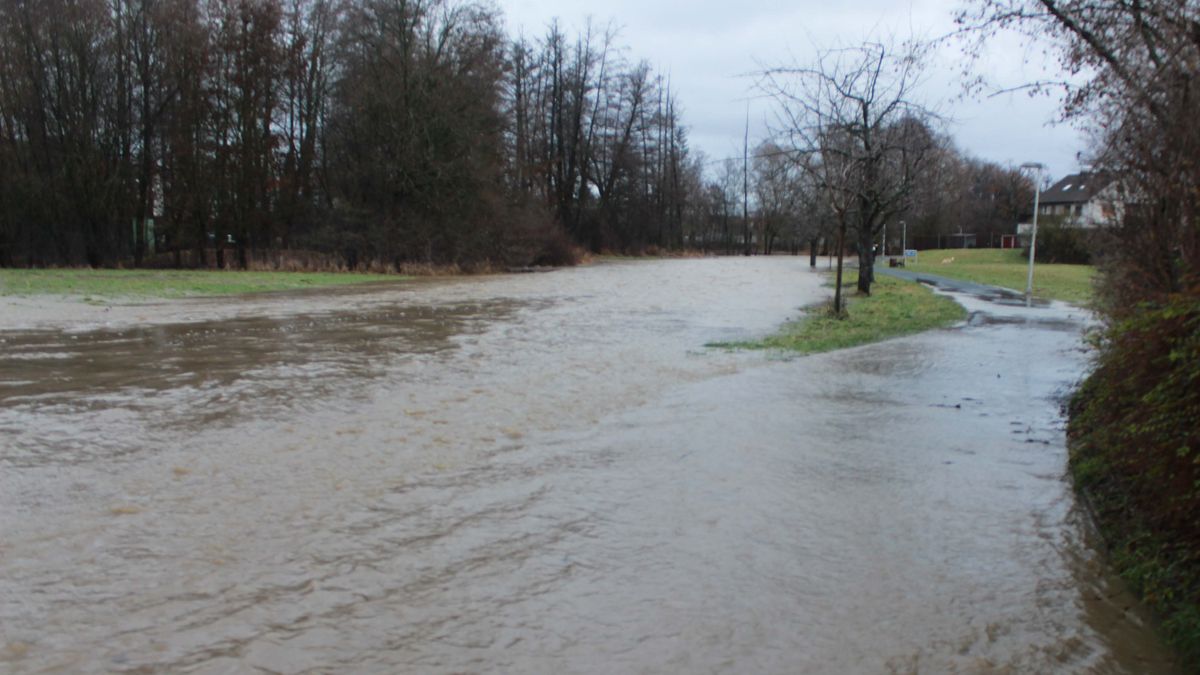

{"left": 904, "top": 249, "right": 918, "bottom": 258}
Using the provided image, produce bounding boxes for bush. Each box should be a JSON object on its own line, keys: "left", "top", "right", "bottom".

{"left": 494, "top": 200, "right": 581, "bottom": 268}
{"left": 1026, "top": 217, "right": 1094, "bottom": 264}
{"left": 1069, "top": 289, "right": 1200, "bottom": 664}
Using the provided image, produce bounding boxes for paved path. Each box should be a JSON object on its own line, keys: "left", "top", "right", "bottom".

{"left": 874, "top": 264, "right": 1028, "bottom": 301}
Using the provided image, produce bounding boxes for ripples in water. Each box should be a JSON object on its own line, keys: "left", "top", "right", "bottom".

{"left": 0, "top": 258, "right": 1179, "bottom": 673}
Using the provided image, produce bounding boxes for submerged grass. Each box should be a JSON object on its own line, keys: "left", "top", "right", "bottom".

{"left": 904, "top": 248, "right": 1095, "bottom": 305}
{"left": 711, "top": 272, "right": 966, "bottom": 355}
{"left": 0, "top": 268, "right": 402, "bottom": 299}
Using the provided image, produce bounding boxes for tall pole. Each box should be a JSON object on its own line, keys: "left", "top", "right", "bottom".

{"left": 743, "top": 104, "right": 750, "bottom": 256}
{"left": 901, "top": 221, "right": 906, "bottom": 256}
{"left": 1021, "top": 163, "right": 1044, "bottom": 306}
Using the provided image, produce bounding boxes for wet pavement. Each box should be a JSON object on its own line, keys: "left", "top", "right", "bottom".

{"left": 875, "top": 264, "right": 1050, "bottom": 307}
{"left": 0, "top": 258, "right": 1180, "bottom": 673}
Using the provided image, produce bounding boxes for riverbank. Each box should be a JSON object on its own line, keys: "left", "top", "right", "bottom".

{"left": 0, "top": 268, "right": 403, "bottom": 299}
{"left": 711, "top": 271, "right": 966, "bottom": 354}
{"left": 901, "top": 248, "right": 1095, "bottom": 305}
{"left": 0, "top": 268, "right": 415, "bottom": 332}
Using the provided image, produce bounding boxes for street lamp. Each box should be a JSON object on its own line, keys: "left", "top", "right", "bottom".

{"left": 1020, "top": 162, "right": 1045, "bottom": 306}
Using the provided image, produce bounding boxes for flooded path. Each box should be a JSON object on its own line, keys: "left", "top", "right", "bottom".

{"left": 0, "top": 258, "right": 1179, "bottom": 673}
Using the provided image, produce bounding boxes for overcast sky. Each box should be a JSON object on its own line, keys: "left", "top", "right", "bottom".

{"left": 497, "top": 0, "right": 1087, "bottom": 181}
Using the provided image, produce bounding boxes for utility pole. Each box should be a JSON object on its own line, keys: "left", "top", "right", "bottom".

{"left": 743, "top": 104, "right": 750, "bottom": 255}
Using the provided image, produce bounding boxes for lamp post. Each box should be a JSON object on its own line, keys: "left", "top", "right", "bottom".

{"left": 1020, "top": 162, "right": 1045, "bottom": 307}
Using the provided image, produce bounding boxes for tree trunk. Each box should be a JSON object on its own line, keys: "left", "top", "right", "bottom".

{"left": 857, "top": 227, "right": 875, "bottom": 295}
{"left": 834, "top": 221, "right": 846, "bottom": 316}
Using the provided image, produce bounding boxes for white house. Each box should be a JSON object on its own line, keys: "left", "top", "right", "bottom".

{"left": 1018, "top": 171, "right": 1122, "bottom": 236}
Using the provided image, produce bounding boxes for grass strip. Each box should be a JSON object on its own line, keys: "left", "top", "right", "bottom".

{"left": 711, "top": 272, "right": 966, "bottom": 355}
{"left": 0, "top": 268, "right": 402, "bottom": 299}
{"left": 903, "top": 248, "right": 1095, "bottom": 305}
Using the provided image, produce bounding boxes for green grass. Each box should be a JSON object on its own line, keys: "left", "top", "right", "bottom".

{"left": 711, "top": 272, "right": 967, "bottom": 355}
{"left": 904, "top": 248, "right": 1096, "bottom": 305}
{"left": 0, "top": 268, "right": 402, "bottom": 299}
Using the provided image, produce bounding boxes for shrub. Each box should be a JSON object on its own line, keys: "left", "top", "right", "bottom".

{"left": 1026, "top": 217, "right": 1094, "bottom": 264}
{"left": 1069, "top": 289, "right": 1200, "bottom": 663}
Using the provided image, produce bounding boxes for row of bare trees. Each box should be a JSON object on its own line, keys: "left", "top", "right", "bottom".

{"left": 508, "top": 22, "right": 699, "bottom": 253}
{"left": 0, "top": 0, "right": 699, "bottom": 269}
{"left": 679, "top": 128, "right": 1032, "bottom": 278}
{"left": 674, "top": 41, "right": 1033, "bottom": 308}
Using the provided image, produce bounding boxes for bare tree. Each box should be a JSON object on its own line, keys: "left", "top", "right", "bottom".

{"left": 712, "top": 158, "right": 742, "bottom": 254}
{"left": 752, "top": 141, "right": 802, "bottom": 255}
{"left": 758, "top": 40, "right": 938, "bottom": 298}
{"left": 504, "top": 21, "right": 697, "bottom": 254}
{"left": 277, "top": 0, "right": 336, "bottom": 247}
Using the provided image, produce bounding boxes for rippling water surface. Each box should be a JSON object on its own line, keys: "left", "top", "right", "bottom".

{"left": 0, "top": 258, "right": 1178, "bottom": 673}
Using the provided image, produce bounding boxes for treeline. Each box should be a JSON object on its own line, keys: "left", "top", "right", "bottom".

{"left": 687, "top": 121, "right": 1032, "bottom": 262}
{"left": 0, "top": 0, "right": 697, "bottom": 269}
{"left": 903, "top": 149, "right": 1031, "bottom": 248}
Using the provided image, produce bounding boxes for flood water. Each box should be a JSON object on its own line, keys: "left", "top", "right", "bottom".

{"left": 0, "top": 258, "right": 1180, "bottom": 673}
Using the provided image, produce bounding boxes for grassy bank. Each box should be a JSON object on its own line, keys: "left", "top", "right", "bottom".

{"left": 712, "top": 272, "right": 966, "bottom": 354}
{"left": 903, "top": 248, "right": 1095, "bottom": 304}
{"left": 1068, "top": 292, "right": 1200, "bottom": 667}
{"left": 0, "top": 268, "right": 401, "bottom": 299}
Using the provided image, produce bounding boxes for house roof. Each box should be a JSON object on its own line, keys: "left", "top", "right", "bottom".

{"left": 1039, "top": 172, "right": 1111, "bottom": 205}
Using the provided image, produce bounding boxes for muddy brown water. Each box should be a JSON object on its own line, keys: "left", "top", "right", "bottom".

{"left": 0, "top": 258, "right": 1180, "bottom": 673}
